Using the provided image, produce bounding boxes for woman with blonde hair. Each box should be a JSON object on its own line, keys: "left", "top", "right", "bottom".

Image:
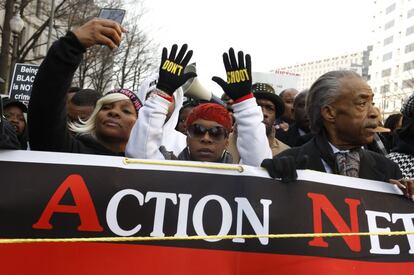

{"left": 29, "top": 19, "right": 142, "bottom": 156}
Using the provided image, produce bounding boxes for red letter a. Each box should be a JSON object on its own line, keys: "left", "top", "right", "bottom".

{"left": 307, "top": 192, "right": 361, "bottom": 252}
{"left": 33, "top": 174, "right": 103, "bottom": 232}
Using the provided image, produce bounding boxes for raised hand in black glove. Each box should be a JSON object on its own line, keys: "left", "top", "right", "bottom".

{"left": 261, "top": 155, "right": 309, "bottom": 183}
{"left": 212, "top": 48, "right": 252, "bottom": 101}
{"left": 156, "top": 44, "right": 197, "bottom": 96}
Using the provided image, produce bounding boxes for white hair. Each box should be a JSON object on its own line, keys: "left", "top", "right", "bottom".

{"left": 68, "top": 93, "right": 130, "bottom": 137}
{"left": 306, "top": 70, "right": 362, "bottom": 134}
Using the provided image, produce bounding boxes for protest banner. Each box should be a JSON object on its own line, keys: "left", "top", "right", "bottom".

{"left": 0, "top": 150, "right": 413, "bottom": 275}
{"left": 8, "top": 63, "right": 39, "bottom": 106}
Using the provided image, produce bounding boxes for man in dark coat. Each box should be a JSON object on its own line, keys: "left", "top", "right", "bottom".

{"left": 262, "top": 70, "right": 414, "bottom": 200}
{"left": 277, "top": 90, "right": 312, "bottom": 147}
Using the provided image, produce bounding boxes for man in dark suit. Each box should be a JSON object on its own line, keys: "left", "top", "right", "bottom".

{"left": 262, "top": 70, "right": 414, "bottom": 200}
{"left": 277, "top": 90, "right": 312, "bottom": 147}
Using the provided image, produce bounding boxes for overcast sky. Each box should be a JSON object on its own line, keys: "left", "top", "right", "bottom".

{"left": 128, "top": 0, "right": 375, "bottom": 95}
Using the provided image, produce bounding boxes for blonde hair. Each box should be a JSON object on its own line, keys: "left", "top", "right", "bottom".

{"left": 68, "top": 93, "right": 131, "bottom": 137}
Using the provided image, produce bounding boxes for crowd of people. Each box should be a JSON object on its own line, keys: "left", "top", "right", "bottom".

{"left": 1, "top": 18, "right": 414, "bottom": 200}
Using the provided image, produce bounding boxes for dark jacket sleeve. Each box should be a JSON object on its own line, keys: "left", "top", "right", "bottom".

{"left": 28, "top": 32, "right": 86, "bottom": 152}
{"left": 389, "top": 157, "right": 403, "bottom": 180}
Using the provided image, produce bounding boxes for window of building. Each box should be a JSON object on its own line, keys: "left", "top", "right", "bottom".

{"left": 36, "top": 0, "right": 42, "bottom": 17}
{"left": 402, "top": 79, "right": 414, "bottom": 89}
{"left": 383, "top": 35, "right": 394, "bottom": 46}
{"left": 403, "top": 60, "right": 414, "bottom": 71}
{"left": 405, "top": 42, "right": 414, "bottom": 53}
{"left": 382, "top": 68, "right": 391, "bottom": 77}
{"left": 406, "top": 25, "right": 414, "bottom": 36}
{"left": 385, "top": 20, "right": 395, "bottom": 30}
{"left": 408, "top": 8, "right": 414, "bottom": 18}
{"left": 380, "top": 84, "right": 390, "bottom": 94}
{"left": 383, "top": 52, "right": 393, "bottom": 61}
{"left": 386, "top": 3, "right": 396, "bottom": 14}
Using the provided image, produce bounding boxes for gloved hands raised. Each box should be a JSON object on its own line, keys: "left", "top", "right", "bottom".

{"left": 261, "top": 155, "right": 309, "bottom": 183}
{"left": 212, "top": 48, "right": 252, "bottom": 101}
{"left": 156, "top": 44, "right": 197, "bottom": 96}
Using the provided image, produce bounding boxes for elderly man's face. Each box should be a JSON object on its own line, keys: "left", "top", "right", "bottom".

{"left": 325, "top": 76, "right": 378, "bottom": 148}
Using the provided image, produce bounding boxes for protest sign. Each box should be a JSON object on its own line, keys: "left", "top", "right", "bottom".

{"left": 8, "top": 63, "right": 39, "bottom": 106}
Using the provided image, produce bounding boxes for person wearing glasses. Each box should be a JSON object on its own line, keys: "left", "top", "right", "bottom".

{"left": 126, "top": 46, "right": 271, "bottom": 165}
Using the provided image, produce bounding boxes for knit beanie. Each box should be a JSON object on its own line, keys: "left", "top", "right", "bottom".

{"left": 105, "top": 88, "right": 143, "bottom": 113}
{"left": 186, "top": 103, "right": 233, "bottom": 131}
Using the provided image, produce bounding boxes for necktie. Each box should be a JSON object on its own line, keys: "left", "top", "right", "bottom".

{"left": 335, "top": 150, "right": 360, "bottom": 178}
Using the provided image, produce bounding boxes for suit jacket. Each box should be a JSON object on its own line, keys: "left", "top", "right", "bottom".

{"left": 276, "top": 132, "right": 402, "bottom": 182}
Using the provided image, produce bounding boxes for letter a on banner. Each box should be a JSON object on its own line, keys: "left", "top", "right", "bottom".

{"left": 32, "top": 174, "right": 103, "bottom": 232}
{"left": 307, "top": 192, "right": 361, "bottom": 252}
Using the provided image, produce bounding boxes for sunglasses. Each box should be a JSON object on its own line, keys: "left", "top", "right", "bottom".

{"left": 187, "top": 124, "right": 228, "bottom": 141}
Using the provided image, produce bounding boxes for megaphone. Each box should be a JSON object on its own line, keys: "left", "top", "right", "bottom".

{"left": 182, "top": 63, "right": 212, "bottom": 101}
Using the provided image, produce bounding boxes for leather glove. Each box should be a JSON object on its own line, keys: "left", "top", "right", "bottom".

{"left": 261, "top": 155, "right": 309, "bottom": 183}
{"left": 212, "top": 48, "right": 252, "bottom": 101}
{"left": 156, "top": 44, "right": 197, "bottom": 96}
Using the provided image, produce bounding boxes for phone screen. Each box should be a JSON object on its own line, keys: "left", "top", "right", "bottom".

{"left": 98, "top": 8, "right": 126, "bottom": 24}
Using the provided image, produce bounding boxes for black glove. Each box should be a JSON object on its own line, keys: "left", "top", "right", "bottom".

{"left": 212, "top": 48, "right": 252, "bottom": 101}
{"left": 261, "top": 155, "right": 309, "bottom": 183}
{"left": 156, "top": 44, "right": 197, "bottom": 96}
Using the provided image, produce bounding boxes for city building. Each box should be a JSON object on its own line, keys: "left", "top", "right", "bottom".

{"left": 275, "top": 50, "right": 369, "bottom": 91}
{"left": 369, "top": 0, "right": 414, "bottom": 115}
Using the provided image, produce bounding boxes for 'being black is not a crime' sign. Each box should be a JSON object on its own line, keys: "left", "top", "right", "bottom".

{"left": 8, "top": 63, "right": 39, "bottom": 105}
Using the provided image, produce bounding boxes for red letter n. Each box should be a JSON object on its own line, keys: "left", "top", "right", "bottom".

{"left": 33, "top": 174, "right": 103, "bottom": 232}
{"left": 307, "top": 192, "right": 361, "bottom": 252}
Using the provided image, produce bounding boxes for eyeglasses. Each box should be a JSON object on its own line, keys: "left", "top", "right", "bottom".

{"left": 187, "top": 124, "right": 228, "bottom": 141}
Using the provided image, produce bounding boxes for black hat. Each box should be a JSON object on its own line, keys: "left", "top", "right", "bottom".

{"left": 2, "top": 98, "right": 27, "bottom": 113}
{"left": 252, "top": 83, "right": 285, "bottom": 117}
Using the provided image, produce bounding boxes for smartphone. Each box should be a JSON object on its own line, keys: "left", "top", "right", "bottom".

{"left": 98, "top": 8, "right": 126, "bottom": 24}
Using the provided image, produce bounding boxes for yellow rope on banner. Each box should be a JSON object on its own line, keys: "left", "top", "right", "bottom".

{"left": 123, "top": 158, "right": 244, "bottom": 173}
{"left": 1, "top": 231, "right": 414, "bottom": 244}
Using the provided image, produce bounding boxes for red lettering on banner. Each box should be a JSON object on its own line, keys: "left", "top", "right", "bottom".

{"left": 32, "top": 174, "right": 103, "bottom": 232}
{"left": 307, "top": 193, "right": 361, "bottom": 252}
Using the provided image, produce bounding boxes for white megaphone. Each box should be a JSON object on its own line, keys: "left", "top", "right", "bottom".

{"left": 182, "top": 63, "right": 212, "bottom": 101}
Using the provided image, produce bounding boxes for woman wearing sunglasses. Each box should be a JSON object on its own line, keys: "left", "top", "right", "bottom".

{"left": 126, "top": 45, "right": 272, "bottom": 165}
{"left": 178, "top": 103, "right": 233, "bottom": 162}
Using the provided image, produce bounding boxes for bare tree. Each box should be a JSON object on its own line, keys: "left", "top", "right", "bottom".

{"left": 71, "top": 0, "right": 158, "bottom": 93}
{"left": 113, "top": 14, "right": 158, "bottom": 91}
{"left": 1, "top": 0, "right": 157, "bottom": 94}
{"left": 0, "top": 0, "right": 98, "bottom": 93}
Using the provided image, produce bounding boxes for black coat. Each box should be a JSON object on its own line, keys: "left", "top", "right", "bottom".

{"left": 0, "top": 120, "right": 20, "bottom": 149}
{"left": 276, "top": 132, "right": 402, "bottom": 182}
{"left": 28, "top": 32, "right": 122, "bottom": 156}
{"left": 276, "top": 124, "right": 312, "bottom": 147}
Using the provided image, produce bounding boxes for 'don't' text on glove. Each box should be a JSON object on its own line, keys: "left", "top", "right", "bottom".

{"left": 156, "top": 44, "right": 197, "bottom": 96}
